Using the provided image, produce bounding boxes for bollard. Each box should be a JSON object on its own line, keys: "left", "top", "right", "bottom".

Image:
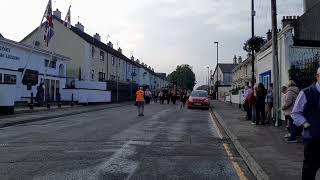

{"left": 47, "top": 95, "right": 51, "bottom": 108}
{"left": 71, "top": 93, "right": 74, "bottom": 106}
{"left": 30, "top": 92, "right": 34, "bottom": 110}
{"left": 57, "top": 93, "right": 62, "bottom": 108}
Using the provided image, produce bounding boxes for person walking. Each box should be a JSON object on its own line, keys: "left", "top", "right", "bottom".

{"left": 292, "top": 67, "right": 320, "bottom": 180}
{"left": 166, "top": 90, "right": 171, "bottom": 104}
{"left": 180, "top": 90, "right": 187, "bottom": 108}
{"left": 159, "top": 90, "right": 164, "bottom": 104}
{"left": 255, "top": 83, "right": 267, "bottom": 125}
{"left": 282, "top": 80, "right": 299, "bottom": 143}
{"left": 265, "top": 83, "right": 274, "bottom": 124}
{"left": 281, "top": 86, "right": 290, "bottom": 138}
{"left": 136, "top": 87, "right": 145, "bottom": 116}
{"left": 145, "top": 88, "right": 152, "bottom": 104}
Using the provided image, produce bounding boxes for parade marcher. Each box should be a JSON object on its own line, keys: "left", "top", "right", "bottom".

{"left": 171, "top": 90, "right": 177, "bottom": 104}
{"left": 282, "top": 80, "right": 299, "bottom": 143}
{"left": 255, "top": 83, "right": 267, "bottom": 125}
{"left": 166, "top": 91, "right": 171, "bottom": 104}
{"left": 145, "top": 88, "right": 152, "bottom": 104}
{"left": 243, "top": 84, "right": 253, "bottom": 121}
{"left": 135, "top": 87, "right": 145, "bottom": 116}
{"left": 292, "top": 67, "right": 320, "bottom": 180}
{"left": 159, "top": 91, "right": 164, "bottom": 104}
{"left": 180, "top": 90, "right": 187, "bottom": 108}
{"left": 265, "top": 83, "right": 273, "bottom": 124}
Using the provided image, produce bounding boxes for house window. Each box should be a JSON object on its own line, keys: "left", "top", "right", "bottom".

{"left": 4, "top": 74, "right": 16, "bottom": 84}
{"left": 110, "top": 75, "right": 116, "bottom": 80}
{"left": 92, "top": 47, "right": 95, "bottom": 58}
{"left": 44, "top": 59, "right": 56, "bottom": 68}
{"left": 99, "top": 72, "right": 106, "bottom": 81}
{"left": 100, "top": 51, "right": 104, "bottom": 61}
{"left": 0, "top": 73, "right": 2, "bottom": 83}
{"left": 91, "top": 70, "right": 94, "bottom": 80}
{"left": 111, "top": 56, "right": 115, "bottom": 65}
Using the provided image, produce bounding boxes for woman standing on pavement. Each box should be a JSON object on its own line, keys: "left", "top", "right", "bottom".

{"left": 136, "top": 87, "right": 145, "bottom": 116}
{"left": 255, "top": 83, "right": 267, "bottom": 125}
{"left": 282, "top": 80, "right": 300, "bottom": 143}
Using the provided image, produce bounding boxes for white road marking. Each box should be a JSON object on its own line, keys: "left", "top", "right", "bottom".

{"left": 87, "top": 140, "right": 150, "bottom": 180}
{"left": 209, "top": 112, "right": 223, "bottom": 139}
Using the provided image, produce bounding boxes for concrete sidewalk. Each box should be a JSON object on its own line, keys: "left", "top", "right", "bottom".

{"left": 210, "top": 100, "right": 320, "bottom": 180}
{"left": 0, "top": 102, "right": 131, "bottom": 128}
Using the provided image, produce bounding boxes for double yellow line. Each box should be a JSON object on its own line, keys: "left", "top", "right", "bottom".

{"left": 210, "top": 112, "right": 248, "bottom": 180}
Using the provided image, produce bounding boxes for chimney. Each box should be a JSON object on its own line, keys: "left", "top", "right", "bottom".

{"left": 141, "top": 62, "right": 145, "bottom": 66}
{"left": 152, "top": 68, "right": 154, "bottom": 71}
{"left": 107, "top": 42, "right": 113, "bottom": 48}
{"left": 136, "top": 59, "right": 140, "bottom": 64}
{"left": 53, "top": 9, "right": 61, "bottom": 19}
{"left": 233, "top": 55, "right": 237, "bottom": 65}
{"left": 118, "top": 47, "right": 122, "bottom": 53}
{"left": 267, "top": 29, "right": 272, "bottom": 41}
{"left": 304, "top": 0, "right": 320, "bottom": 13}
{"left": 282, "top": 16, "right": 298, "bottom": 28}
{"left": 131, "top": 56, "right": 135, "bottom": 61}
{"left": 238, "top": 56, "right": 242, "bottom": 64}
{"left": 75, "top": 22, "right": 84, "bottom": 32}
{"left": 148, "top": 66, "right": 151, "bottom": 69}
{"left": 93, "top": 33, "right": 101, "bottom": 41}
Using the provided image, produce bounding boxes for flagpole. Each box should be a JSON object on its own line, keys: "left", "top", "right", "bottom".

{"left": 21, "top": 1, "right": 49, "bottom": 80}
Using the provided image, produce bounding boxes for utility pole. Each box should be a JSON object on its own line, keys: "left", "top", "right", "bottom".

{"left": 271, "top": 0, "right": 280, "bottom": 126}
{"left": 207, "top": 66, "right": 210, "bottom": 93}
{"left": 251, "top": 0, "right": 255, "bottom": 88}
{"left": 214, "top": 42, "right": 219, "bottom": 100}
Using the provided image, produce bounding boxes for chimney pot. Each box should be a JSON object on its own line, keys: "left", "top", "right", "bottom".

{"left": 75, "top": 22, "right": 84, "bottom": 32}
{"left": 53, "top": 9, "right": 61, "bottom": 19}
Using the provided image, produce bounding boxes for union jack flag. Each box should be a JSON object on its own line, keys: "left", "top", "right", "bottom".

{"left": 64, "top": 5, "right": 71, "bottom": 28}
{"left": 43, "top": 0, "right": 54, "bottom": 47}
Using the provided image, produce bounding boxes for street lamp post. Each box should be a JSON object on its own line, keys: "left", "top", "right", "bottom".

{"left": 214, "top": 42, "right": 219, "bottom": 100}
{"left": 206, "top": 66, "right": 210, "bottom": 93}
{"left": 130, "top": 71, "right": 137, "bottom": 100}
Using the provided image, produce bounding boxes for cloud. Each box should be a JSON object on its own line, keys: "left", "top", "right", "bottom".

{"left": 0, "top": 0, "right": 303, "bottom": 87}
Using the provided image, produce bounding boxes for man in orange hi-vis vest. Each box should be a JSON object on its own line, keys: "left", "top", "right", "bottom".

{"left": 136, "top": 87, "right": 145, "bottom": 116}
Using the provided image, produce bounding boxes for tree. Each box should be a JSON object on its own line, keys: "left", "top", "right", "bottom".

{"left": 167, "top": 64, "right": 196, "bottom": 90}
{"left": 243, "top": 36, "right": 266, "bottom": 53}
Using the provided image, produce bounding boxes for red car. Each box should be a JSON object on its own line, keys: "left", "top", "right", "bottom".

{"left": 187, "top": 90, "right": 210, "bottom": 110}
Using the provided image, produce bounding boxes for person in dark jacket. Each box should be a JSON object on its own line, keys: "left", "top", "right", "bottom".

{"left": 255, "top": 83, "right": 267, "bottom": 125}
{"left": 292, "top": 67, "right": 320, "bottom": 180}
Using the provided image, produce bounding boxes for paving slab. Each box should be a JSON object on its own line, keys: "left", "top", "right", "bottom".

{"left": 210, "top": 100, "right": 320, "bottom": 180}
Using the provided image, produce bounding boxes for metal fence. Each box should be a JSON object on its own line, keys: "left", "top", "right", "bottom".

{"left": 289, "top": 54, "right": 320, "bottom": 90}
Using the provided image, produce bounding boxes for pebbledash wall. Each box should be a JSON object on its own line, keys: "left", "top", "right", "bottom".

{"left": 0, "top": 37, "right": 69, "bottom": 105}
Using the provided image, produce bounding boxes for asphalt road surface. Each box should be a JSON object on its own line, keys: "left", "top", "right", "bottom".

{"left": 0, "top": 103, "right": 254, "bottom": 180}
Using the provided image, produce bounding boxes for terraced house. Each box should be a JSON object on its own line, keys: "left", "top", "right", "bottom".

{"left": 20, "top": 9, "right": 168, "bottom": 93}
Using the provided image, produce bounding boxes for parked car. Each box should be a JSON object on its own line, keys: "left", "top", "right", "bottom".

{"left": 187, "top": 90, "right": 210, "bottom": 110}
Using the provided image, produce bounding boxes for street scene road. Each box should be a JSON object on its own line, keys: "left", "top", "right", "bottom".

{"left": 0, "top": 103, "right": 253, "bottom": 180}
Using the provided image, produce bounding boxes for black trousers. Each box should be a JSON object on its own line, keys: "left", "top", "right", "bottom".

{"left": 256, "top": 103, "right": 266, "bottom": 124}
{"left": 302, "top": 139, "right": 320, "bottom": 180}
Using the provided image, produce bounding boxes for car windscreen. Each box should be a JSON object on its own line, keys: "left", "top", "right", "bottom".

{"left": 191, "top": 91, "right": 208, "bottom": 97}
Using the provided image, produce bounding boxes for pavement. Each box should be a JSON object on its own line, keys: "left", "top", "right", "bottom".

{"left": 0, "top": 103, "right": 131, "bottom": 128}
{"left": 0, "top": 102, "right": 254, "bottom": 180}
{"left": 210, "top": 100, "right": 320, "bottom": 180}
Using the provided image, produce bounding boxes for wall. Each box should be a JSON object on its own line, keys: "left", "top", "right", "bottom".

{"left": 61, "top": 89, "right": 111, "bottom": 103}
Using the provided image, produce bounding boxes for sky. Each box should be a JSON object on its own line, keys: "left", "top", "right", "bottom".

{"left": 0, "top": 0, "right": 303, "bottom": 87}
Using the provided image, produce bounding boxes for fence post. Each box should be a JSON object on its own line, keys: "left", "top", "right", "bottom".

{"left": 71, "top": 93, "right": 74, "bottom": 107}
{"left": 30, "top": 92, "right": 34, "bottom": 110}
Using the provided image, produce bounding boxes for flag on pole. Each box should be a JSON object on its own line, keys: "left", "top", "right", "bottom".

{"left": 43, "top": 0, "right": 54, "bottom": 47}
{"left": 64, "top": 5, "right": 71, "bottom": 28}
